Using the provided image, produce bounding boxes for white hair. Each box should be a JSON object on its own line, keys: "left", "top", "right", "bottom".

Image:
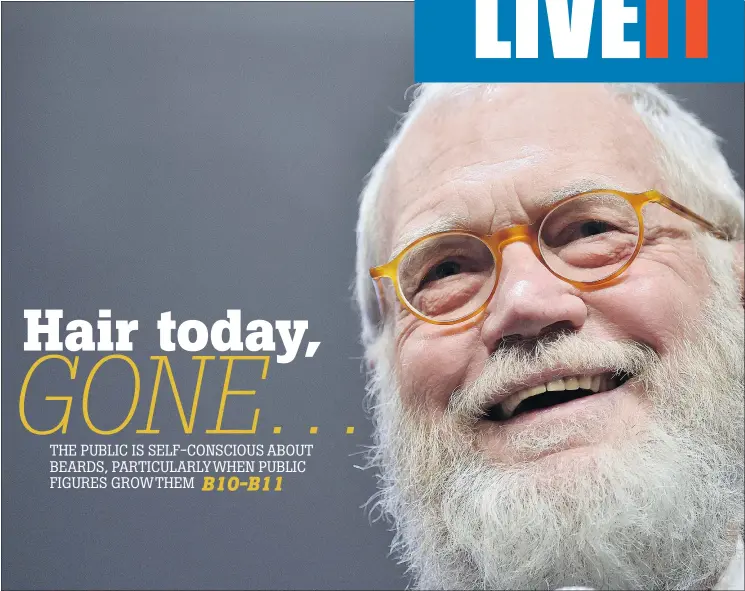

{"left": 354, "top": 83, "right": 745, "bottom": 353}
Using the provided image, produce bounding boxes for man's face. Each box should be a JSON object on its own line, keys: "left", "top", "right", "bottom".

{"left": 371, "top": 85, "right": 744, "bottom": 589}
{"left": 386, "top": 84, "right": 712, "bottom": 458}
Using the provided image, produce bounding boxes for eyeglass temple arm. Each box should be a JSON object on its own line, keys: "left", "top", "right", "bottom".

{"left": 370, "top": 276, "right": 387, "bottom": 321}
{"left": 369, "top": 261, "right": 397, "bottom": 322}
{"left": 653, "top": 193, "right": 729, "bottom": 240}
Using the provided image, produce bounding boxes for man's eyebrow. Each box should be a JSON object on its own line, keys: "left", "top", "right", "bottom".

{"left": 533, "top": 178, "right": 632, "bottom": 209}
{"left": 390, "top": 213, "right": 471, "bottom": 260}
{"left": 388, "top": 179, "right": 635, "bottom": 260}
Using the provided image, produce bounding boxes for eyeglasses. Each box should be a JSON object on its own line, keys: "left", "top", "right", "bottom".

{"left": 369, "top": 189, "right": 727, "bottom": 326}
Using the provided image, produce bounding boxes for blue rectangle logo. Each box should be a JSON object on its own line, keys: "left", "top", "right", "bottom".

{"left": 415, "top": 0, "right": 744, "bottom": 82}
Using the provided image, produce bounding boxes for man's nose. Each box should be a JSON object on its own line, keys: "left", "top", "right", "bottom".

{"left": 480, "top": 241, "right": 588, "bottom": 348}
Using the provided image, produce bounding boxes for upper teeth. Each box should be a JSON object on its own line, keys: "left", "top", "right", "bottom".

{"left": 500, "top": 375, "right": 603, "bottom": 418}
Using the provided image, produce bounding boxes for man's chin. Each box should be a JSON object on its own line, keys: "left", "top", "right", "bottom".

{"left": 419, "top": 417, "right": 739, "bottom": 590}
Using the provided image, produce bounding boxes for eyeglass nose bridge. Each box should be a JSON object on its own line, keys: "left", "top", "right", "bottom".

{"left": 482, "top": 223, "right": 581, "bottom": 300}
{"left": 482, "top": 223, "right": 542, "bottom": 257}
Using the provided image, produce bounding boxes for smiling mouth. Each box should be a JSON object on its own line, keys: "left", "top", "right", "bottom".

{"left": 483, "top": 371, "right": 633, "bottom": 421}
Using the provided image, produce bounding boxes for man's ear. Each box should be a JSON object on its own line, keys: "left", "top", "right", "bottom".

{"left": 734, "top": 240, "right": 744, "bottom": 304}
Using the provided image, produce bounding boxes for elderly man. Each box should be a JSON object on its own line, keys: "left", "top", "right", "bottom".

{"left": 355, "top": 84, "right": 744, "bottom": 590}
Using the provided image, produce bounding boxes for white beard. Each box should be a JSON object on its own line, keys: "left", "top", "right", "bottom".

{"left": 364, "top": 241, "right": 744, "bottom": 590}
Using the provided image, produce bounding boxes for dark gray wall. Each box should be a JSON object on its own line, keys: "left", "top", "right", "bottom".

{"left": 2, "top": 3, "right": 742, "bottom": 590}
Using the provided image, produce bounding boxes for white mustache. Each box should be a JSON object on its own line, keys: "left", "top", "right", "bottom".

{"left": 448, "top": 333, "right": 658, "bottom": 421}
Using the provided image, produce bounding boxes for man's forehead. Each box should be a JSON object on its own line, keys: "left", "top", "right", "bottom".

{"left": 381, "top": 84, "right": 662, "bottom": 255}
{"left": 389, "top": 85, "right": 653, "bottom": 190}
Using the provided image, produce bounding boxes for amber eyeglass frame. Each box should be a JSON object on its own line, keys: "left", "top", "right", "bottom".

{"left": 369, "top": 189, "right": 728, "bottom": 326}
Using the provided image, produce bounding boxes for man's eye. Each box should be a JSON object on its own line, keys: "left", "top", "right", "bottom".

{"left": 578, "top": 220, "right": 612, "bottom": 237}
{"left": 547, "top": 219, "right": 620, "bottom": 246}
{"left": 421, "top": 260, "right": 462, "bottom": 286}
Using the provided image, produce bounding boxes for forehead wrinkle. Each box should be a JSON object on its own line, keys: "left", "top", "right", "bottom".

{"left": 397, "top": 140, "right": 547, "bottom": 194}
{"left": 396, "top": 138, "right": 484, "bottom": 193}
{"left": 449, "top": 149, "right": 548, "bottom": 184}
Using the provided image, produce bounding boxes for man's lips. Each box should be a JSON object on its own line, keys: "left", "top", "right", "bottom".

{"left": 480, "top": 370, "right": 633, "bottom": 421}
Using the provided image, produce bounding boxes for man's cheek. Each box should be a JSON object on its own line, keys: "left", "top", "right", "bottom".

{"left": 397, "top": 331, "right": 476, "bottom": 412}
{"left": 587, "top": 266, "right": 707, "bottom": 352}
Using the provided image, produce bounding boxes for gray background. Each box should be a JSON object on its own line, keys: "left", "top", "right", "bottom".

{"left": 1, "top": 3, "right": 743, "bottom": 590}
